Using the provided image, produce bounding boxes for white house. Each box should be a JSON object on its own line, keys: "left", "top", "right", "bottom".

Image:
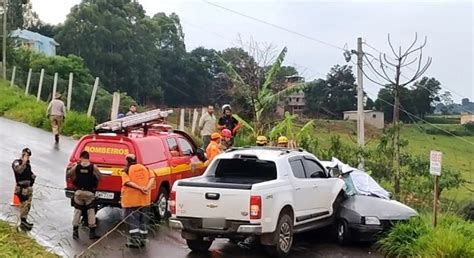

{"left": 343, "top": 110, "right": 385, "bottom": 129}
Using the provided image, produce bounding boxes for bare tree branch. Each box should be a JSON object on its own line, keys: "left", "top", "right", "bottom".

{"left": 401, "top": 33, "right": 418, "bottom": 57}
{"left": 387, "top": 34, "right": 399, "bottom": 59}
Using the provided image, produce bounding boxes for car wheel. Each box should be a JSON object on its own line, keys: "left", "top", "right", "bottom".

{"left": 264, "top": 213, "right": 293, "bottom": 257}
{"left": 152, "top": 187, "right": 169, "bottom": 223}
{"left": 186, "top": 238, "right": 213, "bottom": 252}
{"left": 337, "top": 219, "right": 352, "bottom": 245}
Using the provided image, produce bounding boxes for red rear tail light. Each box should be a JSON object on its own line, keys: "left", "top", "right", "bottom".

{"left": 170, "top": 191, "right": 176, "bottom": 215}
{"left": 250, "top": 195, "right": 262, "bottom": 220}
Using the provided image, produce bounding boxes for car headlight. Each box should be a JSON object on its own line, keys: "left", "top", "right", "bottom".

{"left": 363, "top": 216, "right": 381, "bottom": 225}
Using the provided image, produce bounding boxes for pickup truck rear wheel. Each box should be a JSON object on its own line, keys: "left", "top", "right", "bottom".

{"left": 152, "top": 186, "right": 170, "bottom": 222}
{"left": 186, "top": 238, "right": 213, "bottom": 252}
{"left": 264, "top": 213, "right": 293, "bottom": 257}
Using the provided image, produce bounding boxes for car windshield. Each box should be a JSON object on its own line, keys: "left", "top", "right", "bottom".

{"left": 342, "top": 171, "right": 390, "bottom": 199}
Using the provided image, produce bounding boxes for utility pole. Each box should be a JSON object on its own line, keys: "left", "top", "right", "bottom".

{"left": 2, "top": 0, "right": 7, "bottom": 80}
{"left": 356, "top": 37, "right": 365, "bottom": 169}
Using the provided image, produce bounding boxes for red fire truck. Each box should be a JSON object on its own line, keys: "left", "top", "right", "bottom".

{"left": 65, "top": 109, "right": 207, "bottom": 220}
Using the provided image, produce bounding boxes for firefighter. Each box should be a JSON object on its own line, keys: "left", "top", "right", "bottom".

{"left": 220, "top": 129, "right": 233, "bottom": 150}
{"left": 12, "top": 148, "right": 36, "bottom": 231}
{"left": 256, "top": 136, "right": 268, "bottom": 146}
{"left": 206, "top": 133, "right": 222, "bottom": 162}
{"left": 67, "top": 151, "right": 102, "bottom": 240}
{"left": 277, "top": 136, "right": 289, "bottom": 148}
{"left": 121, "top": 154, "right": 156, "bottom": 248}
{"left": 217, "top": 104, "right": 241, "bottom": 146}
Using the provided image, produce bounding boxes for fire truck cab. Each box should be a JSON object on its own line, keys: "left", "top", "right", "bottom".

{"left": 65, "top": 109, "right": 207, "bottom": 221}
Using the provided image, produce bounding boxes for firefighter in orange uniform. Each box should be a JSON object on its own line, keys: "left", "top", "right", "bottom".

{"left": 206, "top": 133, "right": 222, "bottom": 162}
{"left": 121, "top": 154, "right": 156, "bottom": 248}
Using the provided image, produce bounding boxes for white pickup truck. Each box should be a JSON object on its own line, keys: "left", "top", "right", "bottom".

{"left": 169, "top": 147, "right": 345, "bottom": 257}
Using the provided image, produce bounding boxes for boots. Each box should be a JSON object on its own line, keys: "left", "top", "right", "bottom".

{"left": 20, "top": 218, "right": 33, "bottom": 231}
{"left": 73, "top": 226, "right": 79, "bottom": 240}
{"left": 89, "top": 227, "right": 100, "bottom": 240}
{"left": 55, "top": 134, "right": 59, "bottom": 143}
{"left": 126, "top": 233, "right": 141, "bottom": 248}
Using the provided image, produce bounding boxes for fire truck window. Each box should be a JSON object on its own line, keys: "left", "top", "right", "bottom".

{"left": 167, "top": 138, "right": 180, "bottom": 157}
{"left": 178, "top": 138, "right": 194, "bottom": 156}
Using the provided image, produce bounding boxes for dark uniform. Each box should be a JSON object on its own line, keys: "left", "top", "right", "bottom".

{"left": 12, "top": 149, "right": 36, "bottom": 231}
{"left": 67, "top": 162, "right": 101, "bottom": 239}
{"left": 218, "top": 115, "right": 239, "bottom": 146}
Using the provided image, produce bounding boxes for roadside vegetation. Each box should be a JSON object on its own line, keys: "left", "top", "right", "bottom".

{"left": 0, "top": 81, "right": 94, "bottom": 137}
{"left": 378, "top": 213, "right": 474, "bottom": 257}
{"left": 0, "top": 221, "right": 57, "bottom": 257}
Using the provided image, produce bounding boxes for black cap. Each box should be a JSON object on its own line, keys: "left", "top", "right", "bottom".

{"left": 22, "top": 148, "right": 32, "bottom": 156}
{"left": 80, "top": 151, "right": 90, "bottom": 159}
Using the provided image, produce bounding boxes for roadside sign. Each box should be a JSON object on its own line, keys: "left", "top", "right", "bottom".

{"left": 430, "top": 151, "right": 442, "bottom": 176}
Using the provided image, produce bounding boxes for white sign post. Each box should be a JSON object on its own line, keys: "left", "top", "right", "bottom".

{"left": 430, "top": 150, "right": 442, "bottom": 227}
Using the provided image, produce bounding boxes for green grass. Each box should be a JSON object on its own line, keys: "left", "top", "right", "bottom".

{"left": 0, "top": 80, "right": 94, "bottom": 137}
{"left": 378, "top": 213, "right": 474, "bottom": 257}
{"left": 401, "top": 125, "right": 474, "bottom": 201}
{"left": 308, "top": 120, "right": 473, "bottom": 203}
{"left": 0, "top": 221, "right": 57, "bottom": 257}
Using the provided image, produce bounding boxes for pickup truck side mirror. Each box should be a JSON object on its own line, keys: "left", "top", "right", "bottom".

{"left": 195, "top": 148, "right": 207, "bottom": 162}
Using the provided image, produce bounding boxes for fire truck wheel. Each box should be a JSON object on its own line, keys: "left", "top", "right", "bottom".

{"left": 153, "top": 186, "right": 170, "bottom": 222}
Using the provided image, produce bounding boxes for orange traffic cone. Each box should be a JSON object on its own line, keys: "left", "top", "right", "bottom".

{"left": 11, "top": 189, "right": 20, "bottom": 206}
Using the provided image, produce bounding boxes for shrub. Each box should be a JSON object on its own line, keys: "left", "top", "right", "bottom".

{"left": 0, "top": 83, "right": 94, "bottom": 137}
{"left": 62, "top": 111, "right": 95, "bottom": 136}
{"left": 463, "top": 121, "right": 474, "bottom": 133}
{"left": 378, "top": 213, "right": 474, "bottom": 257}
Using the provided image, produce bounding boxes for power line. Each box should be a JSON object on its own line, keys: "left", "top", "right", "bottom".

{"left": 363, "top": 40, "right": 471, "bottom": 101}
{"left": 201, "top": 0, "right": 346, "bottom": 51}
{"left": 362, "top": 74, "right": 474, "bottom": 146}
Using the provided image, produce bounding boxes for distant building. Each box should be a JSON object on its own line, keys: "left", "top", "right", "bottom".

{"left": 276, "top": 75, "right": 306, "bottom": 116}
{"left": 460, "top": 113, "right": 474, "bottom": 124}
{"left": 10, "top": 29, "right": 59, "bottom": 56}
{"left": 343, "top": 110, "right": 385, "bottom": 129}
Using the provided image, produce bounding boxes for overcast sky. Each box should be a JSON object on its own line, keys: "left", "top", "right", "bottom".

{"left": 30, "top": 0, "right": 473, "bottom": 102}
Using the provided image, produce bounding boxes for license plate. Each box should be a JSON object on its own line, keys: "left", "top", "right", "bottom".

{"left": 202, "top": 218, "right": 226, "bottom": 229}
{"left": 95, "top": 191, "right": 114, "bottom": 200}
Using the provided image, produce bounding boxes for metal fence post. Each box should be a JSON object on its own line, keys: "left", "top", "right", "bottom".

{"left": 67, "top": 73, "right": 73, "bottom": 111}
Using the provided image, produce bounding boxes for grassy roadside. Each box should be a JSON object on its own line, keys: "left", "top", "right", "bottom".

{"left": 0, "top": 80, "right": 94, "bottom": 138}
{"left": 378, "top": 213, "right": 474, "bottom": 257}
{"left": 0, "top": 221, "right": 58, "bottom": 257}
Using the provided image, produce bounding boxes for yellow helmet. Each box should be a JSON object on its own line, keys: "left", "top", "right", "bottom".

{"left": 278, "top": 136, "right": 289, "bottom": 144}
{"left": 256, "top": 135, "right": 268, "bottom": 145}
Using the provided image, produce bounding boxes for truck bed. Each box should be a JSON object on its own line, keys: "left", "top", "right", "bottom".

{"left": 177, "top": 176, "right": 270, "bottom": 190}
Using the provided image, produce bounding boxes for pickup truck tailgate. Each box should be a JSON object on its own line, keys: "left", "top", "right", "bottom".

{"left": 176, "top": 186, "right": 250, "bottom": 221}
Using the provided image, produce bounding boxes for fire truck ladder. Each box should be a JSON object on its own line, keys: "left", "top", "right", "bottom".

{"left": 95, "top": 109, "right": 173, "bottom": 132}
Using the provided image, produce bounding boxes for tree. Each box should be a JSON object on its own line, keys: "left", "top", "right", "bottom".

{"left": 219, "top": 46, "right": 307, "bottom": 133}
{"left": 55, "top": 0, "right": 163, "bottom": 104}
{"left": 440, "top": 91, "right": 454, "bottom": 114}
{"left": 304, "top": 65, "right": 358, "bottom": 118}
{"left": 410, "top": 77, "right": 441, "bottom": 118}
{"left": 364, "top": 33, "right": 432, "bottom": 198}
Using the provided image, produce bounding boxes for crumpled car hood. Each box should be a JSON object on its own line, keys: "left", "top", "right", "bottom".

{"left": 342, "top": 195, "right": 418, "bottom": 220}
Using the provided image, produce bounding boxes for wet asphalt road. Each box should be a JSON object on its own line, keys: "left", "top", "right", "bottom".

{"left": 0, "top": 117, "right": 381, "bottom": 258}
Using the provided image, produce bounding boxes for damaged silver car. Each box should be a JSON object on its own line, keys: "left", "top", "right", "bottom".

{"left": 322, "top": 158, "right": 418, "bottom": 245}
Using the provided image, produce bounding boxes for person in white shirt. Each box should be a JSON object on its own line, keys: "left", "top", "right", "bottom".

{"left": 46, "top": 93, "right": 66, "bottom": 143}
{"left": 198, "top": 105, "right": 216, "bottom": 149}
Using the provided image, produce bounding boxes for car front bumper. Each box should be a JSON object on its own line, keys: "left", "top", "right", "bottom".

{"left": 169, "top": 218, "right": 262, "bottom": 237}
{"left": 348, "top": 219, "right": 406, "bottom": 242}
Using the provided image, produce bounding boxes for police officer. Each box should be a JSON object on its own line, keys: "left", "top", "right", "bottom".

{"left": 66, "top": 151, "right": 101, "bottom": 240}
{"left": 12, "top": 148, "right": 36, "bottom": 231}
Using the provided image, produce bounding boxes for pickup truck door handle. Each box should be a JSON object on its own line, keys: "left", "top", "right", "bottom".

{"left": 295, "top": 187, "right": 301, "bottom": 191}
{"left": 312, "top": 185, "right": 319, "bottom": 188}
